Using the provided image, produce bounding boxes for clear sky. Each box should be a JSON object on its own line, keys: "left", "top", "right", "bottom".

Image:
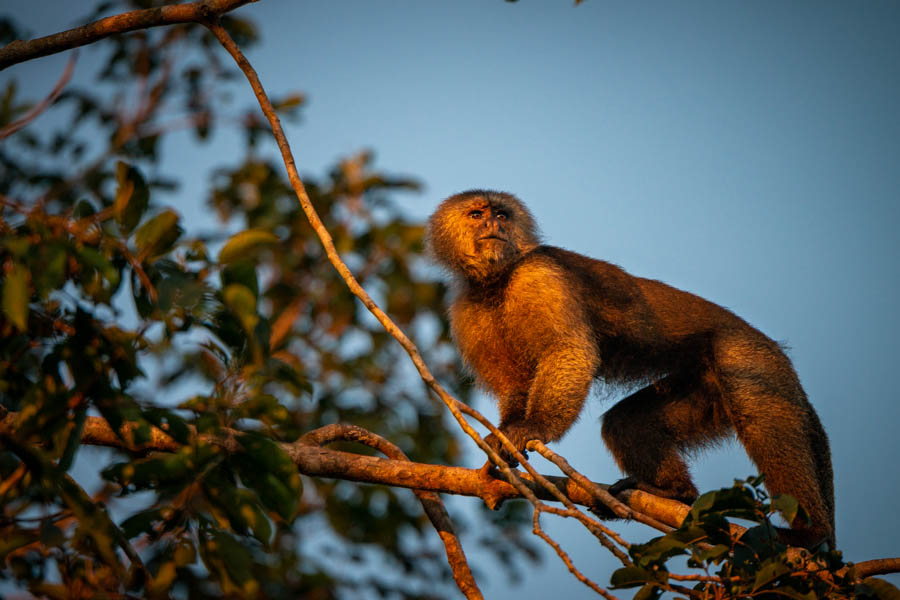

{"left": 5, "top": 1, "right": 900, "bottom": 596}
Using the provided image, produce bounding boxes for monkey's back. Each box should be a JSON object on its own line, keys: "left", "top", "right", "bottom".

{"left": 451, "top": 244, "right": 788, "bottom": 391}
{"left": 522, "top": 246, "right": 775, "bottom": 384}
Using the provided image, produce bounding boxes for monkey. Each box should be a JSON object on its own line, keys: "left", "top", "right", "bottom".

{"left": 426, "top": 189, "right": 834, "bottom": 549}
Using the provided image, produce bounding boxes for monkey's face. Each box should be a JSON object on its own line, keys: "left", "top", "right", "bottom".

{"left": 427, "top": 190, "right": 539, "bottom": 282}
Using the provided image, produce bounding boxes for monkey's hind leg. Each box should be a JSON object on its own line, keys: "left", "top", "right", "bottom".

{"left": 602, "top": 372, "right": 728, "bottom": 504}
{"left": 714, "top": 335, "right": 835, "bottom": 548}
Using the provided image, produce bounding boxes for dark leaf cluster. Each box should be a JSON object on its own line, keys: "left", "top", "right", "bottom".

{"left": 610, "top": 477, "right": 899, "bottom": 600}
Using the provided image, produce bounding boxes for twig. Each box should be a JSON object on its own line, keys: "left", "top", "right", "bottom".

{"left": 529, "top": 440, "right": 673, "bottom": 534}
{"left": 458, "top": 402, "right": 631, "bottom": 559}
{"left": 532, "top": 510, "right": 619, "bottom": 599}
{"left": 0, "top": 51, "right": 77, "bottom": 138}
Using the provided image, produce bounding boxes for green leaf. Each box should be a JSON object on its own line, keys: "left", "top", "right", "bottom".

{"left": 120, "top": 508, "right": 163, "bottom": 539}
{"left": 134, "top": 209, "right": 182, "bottom": 260}
{"left": 751, "top": 557, "right": 793, "bottom": 591}
{"left": 632, "top": 535, "right": 688, "bottom": 567}
{"left": 221, "top": 261, "right": 258, "bottom": 297}
{"left": 273, "top": 93, "right": 305, "bottom": 111}
{"left": 31, "top": 242, "right": 67, "bottom": 298}
{"left": 771, "top": 493, "right": 800, "bottom": 525}
{"left": 633, "top": 583, "right": 662, "bottom": 600}
{"left": 210, "top": 484, "right": 272, "bottom": 544}
{"left": 223, "top": 283, "right": 258, "bottom": 333}
{"left": 114, "top": 161, "right": 149, "bottom": 234}
{"left": 200, "top": 529, "right": 257, "bottom": 594}
{"left": 610, "top": 566, "right": 659, "bottom": 589}
{"left": 231, "top": 432, "right": 302, "bottom": 521}
{"left": 218, "top": 229, "right": 278, "bottom": 264}
{"left": 697, "top": 544, "right": 730, "bottom": 564}
{"left": 2, "top": 261, "right": 29, "bottom": 330}
{"left": 58, "top": 406, "right": 87, "bottom": 471}
{"left": 8, "top": 441, "right": 130, "bottom": 577}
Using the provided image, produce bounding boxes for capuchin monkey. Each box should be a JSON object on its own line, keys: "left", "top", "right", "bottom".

{"left": 426, "top": 189, "right": 834, "bottom": 549}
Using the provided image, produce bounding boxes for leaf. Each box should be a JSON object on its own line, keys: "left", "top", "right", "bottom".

{"left": 134, "top": 209, "right": 182, "bottom": 260}
{"left": 200, "top": 529, "right": 256, "bottom": 593}
{"left": 223, "top": 283, "right": 258, "bottom": 333}
{"left": 697, "top": 544, "right": 730, "bottom": 564}
{"left": 632, "top": 535, "right": 688, "bottom": 567}
{"left": 771, "top": 493, "right": 801, "bottom": 526}
{"left": 610, "top": 566, "right": 660, "bottom": 589}
{"left": 231, "top": 432, "right": 302, "bottom": 520}
{"left": 120, "top": 508, "right": 163, "bottom": 539}
{"left": 114, "top": 161, "right": 149, "bottom": 234}
{"left": 211, "top": 485, "right": 272, "bottom": 544}
{"left": 273, "top": 93, "right": 305, "bottom": 111}
{"left": 221, "top": 262, "right": 258, "bottom": 297}
{"left": 9, "top": 441, "right": 129, "bottom": 577}
{"left": 633, "top": 583, "right": 662, "bottom": 600}
{"left": 2, "top": 261, "right": 29, "bottom": 330}
{"left": 218, "top": 229, "right": 279, "bottom": 265}
{"left": 751, "top": 557, "right": 793, "bottom": 591}
{"left": 58, "top": 406, "right": 87, "bottom": 471}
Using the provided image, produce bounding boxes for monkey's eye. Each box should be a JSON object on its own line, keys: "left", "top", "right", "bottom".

{"left": 468, "top": 210, "right": 483, "bottom": 219}
{"left": 495, "top": 210, "right": 508, "bottom": 221}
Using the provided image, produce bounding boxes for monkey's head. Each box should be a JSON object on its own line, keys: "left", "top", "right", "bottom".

{"left": 426, "top": 190, "right": 539, "bottom": 282}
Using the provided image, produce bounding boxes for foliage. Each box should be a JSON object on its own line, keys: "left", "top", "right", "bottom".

{"left": 610, "top": 477, "right": 899, "bottom": 599}
{"left": 0, "top": 3, "right": 535, "bottom": 598}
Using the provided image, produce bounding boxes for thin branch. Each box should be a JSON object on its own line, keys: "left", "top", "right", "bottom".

{"left": 458, "top": 401, "right": 640, "bottom": 566}
{"left": 0, "top": 0, "right": 256, "bottom": 71}
{"left": 532, "top": 510, "right": 619, "bottom": 599}
{"left": 0, "top": 51, "right": 77, "bottom": 138}
{"left": 529, "top": 440, "right": 673, "bottom": 534}
{"left": 538, "top": 504, "right": 631, "bottom": 563}
{"left": 300, "top": 424, "right": 482, "bottom": 600}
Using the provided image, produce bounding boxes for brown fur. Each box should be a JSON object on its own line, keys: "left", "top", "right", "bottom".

{"left": 427, "top": 190, "right": 835, "bottom": 548}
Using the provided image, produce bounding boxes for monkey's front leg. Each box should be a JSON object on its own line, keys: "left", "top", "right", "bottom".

{"left": 485, "top": 345, "right": 596, "bottom": 466}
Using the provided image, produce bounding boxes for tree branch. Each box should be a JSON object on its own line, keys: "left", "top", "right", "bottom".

{"left": 0, "top": 411, "right": 688, "bottom": 526}
{"left": 0, "top": 51, "right": 76, "bottom": 138}
{"left": 0, "top": 0, "right": 256, "bottom": 71}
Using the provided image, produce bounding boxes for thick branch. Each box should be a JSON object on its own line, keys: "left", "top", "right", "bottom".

{"left": 0, "top": 0, "right": 255, "bottom": 70}
{"left": 855, "top": 558, "right": 900, "bottom": 579}
{"left": 0, "top": 411, "right": 686, "bottom": 526}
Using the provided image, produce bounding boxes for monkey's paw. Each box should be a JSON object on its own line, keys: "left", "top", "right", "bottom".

{"left": 483, "top": 433, "right": 524, "bottom": 467}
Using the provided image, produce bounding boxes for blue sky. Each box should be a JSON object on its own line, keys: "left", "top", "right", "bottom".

{"left": 5, "top": 1, "right": 899, "bottom": 595}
